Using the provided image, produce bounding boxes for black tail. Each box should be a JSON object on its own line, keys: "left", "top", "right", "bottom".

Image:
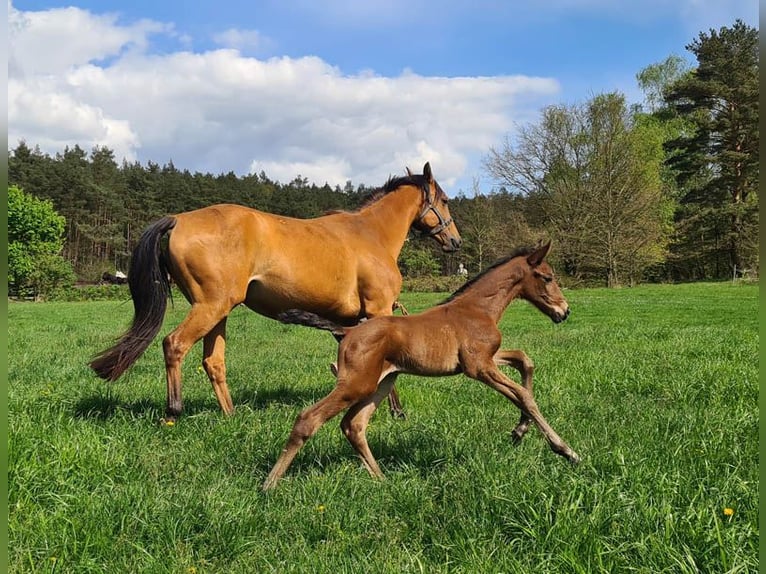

{"left": 277, "top": 309, "right": 348, "bottom": 339}
{"left": 90, "top": 216, "right": 177, "bottom": 381}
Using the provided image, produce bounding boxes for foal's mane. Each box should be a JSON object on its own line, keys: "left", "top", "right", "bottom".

{"left": 439, "top": 245, "right": 537, "bottom": 305}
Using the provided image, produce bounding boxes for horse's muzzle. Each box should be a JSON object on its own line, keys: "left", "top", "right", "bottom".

{"left": 552, "top": 307, "right": 570, "bottom": 323}
{"left": 444, "top": 236, "right": 462, "bottom": 251}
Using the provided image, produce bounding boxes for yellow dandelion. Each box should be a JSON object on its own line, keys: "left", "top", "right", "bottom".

{"left": 187, "top": 567, "right": 197, "bottom": 574}
{"left": 316, "top": 504, "right": 326, "bottom": 513}
{"left": 723, "top": 507, "right": 734, "bottom": 517}
{"left": 164, "top": 419, "right": 175, "bottom": 427}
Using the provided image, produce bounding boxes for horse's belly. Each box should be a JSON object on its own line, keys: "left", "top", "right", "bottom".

{"left": 243, "top": 278, "right": 360, "bottom": 322}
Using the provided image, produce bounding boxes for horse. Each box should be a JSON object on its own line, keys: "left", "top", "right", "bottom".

{"left": 263, "top": 241, "right": 579, "bottom": 490}
{"left": 99, "top": 271, "right": 127, "bottom": 285}
{"left": 90, "top": 162, "right": 462, "bottom": 422}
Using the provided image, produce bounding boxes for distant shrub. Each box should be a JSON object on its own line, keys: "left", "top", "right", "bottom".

{"left": 47, "top": 284, "right": 130, "bottom": 302}
{"left": 402, "top": 275, "right": 467, "bottom": 293}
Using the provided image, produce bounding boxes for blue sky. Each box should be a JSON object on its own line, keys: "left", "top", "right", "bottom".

{"left": 8, "top": 0, "right": 759, "bottom": 195}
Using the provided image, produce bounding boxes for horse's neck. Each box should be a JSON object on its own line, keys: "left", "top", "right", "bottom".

{"left": 451, "top": 269, "right": 524, "bottom": 323}
{"left": 358, "top": 186, "right": 423, "bottom": 257}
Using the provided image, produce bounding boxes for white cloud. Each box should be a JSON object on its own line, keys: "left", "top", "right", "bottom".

{"left": 7, "top": 1, "right": 561, "bottom": 192}
{"left": 212, "top": 28, "right": 270, "bottom": 52}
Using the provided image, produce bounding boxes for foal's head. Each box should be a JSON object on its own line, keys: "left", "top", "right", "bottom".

{"left": 519, "top": 241, "right": 570, "bottom": 324}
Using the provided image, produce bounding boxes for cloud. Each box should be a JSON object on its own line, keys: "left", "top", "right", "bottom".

{"left": 7, "top": 1, "right": 561, "bottom": 191}
{"left": 212, "top": 28, "right": 271, "bottom": 52}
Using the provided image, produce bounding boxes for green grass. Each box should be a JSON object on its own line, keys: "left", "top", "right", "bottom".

{"left": 8, "top": 282, "right": 758, "bottom": 573}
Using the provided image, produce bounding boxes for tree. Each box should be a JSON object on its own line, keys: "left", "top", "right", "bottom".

{"left": 485, "top": 92, "right": 671, "bottom": 286}
{"left": 398, "top": 237, "right": 441, "bottom": 277}
{"left": 636, "top": 55, "right": 691, "bottom": 114}
{"left": 450, "top": 180, "right": 534, "bottom": 274}
{"left": 662, "top": 20, "right": 759, "bottom": 278}
{"left": 7, "top": 185, "right": 75, "bottom": 298}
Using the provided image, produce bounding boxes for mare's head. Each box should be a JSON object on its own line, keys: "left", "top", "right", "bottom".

{"left": 518, "top": 241, "right": 570, "bottom": 324}
{"left": 407, "top": 162, "right": 462, "bottom": 252}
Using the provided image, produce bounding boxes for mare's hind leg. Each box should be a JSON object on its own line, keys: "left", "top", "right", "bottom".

{"left": 340, "top": 373, "right": 397, "bottom": 479}
{"left": 386, "top": 302, "right": 408, "bottom": 418}
{"left": 387, "top": 386, "right": 406, "bottom": 419}
{"left": 262, "top": 377, "right": 378, "bottom": 491}
{"left": 203, "top": 317, "right": 235, "bottom": 416}
{"left": 471, "top": 363, "right": 579, "bottom": 464}
{"left": 494, "top": 350, "right": 535, "bottom": 443}
{"left": 163, "top": 302, "right": 230, "bottom": 422}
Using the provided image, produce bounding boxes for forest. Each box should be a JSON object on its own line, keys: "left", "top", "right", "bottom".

{"left": 7, "top": 20, "right": 759, "bottom": 297}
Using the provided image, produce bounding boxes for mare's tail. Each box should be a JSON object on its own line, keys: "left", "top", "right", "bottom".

{"left": 277, "top": 309, "right": 349, "bottom": 339}
{"left": 90, "top": 216, "right": 177, "bottom": 381}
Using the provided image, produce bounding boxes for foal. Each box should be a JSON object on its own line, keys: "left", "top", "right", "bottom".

{"left": 262, "top": 241, "right": 580, "bottom": 489}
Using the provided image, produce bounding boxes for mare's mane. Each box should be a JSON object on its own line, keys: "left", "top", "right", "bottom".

{"left": 359, "top": 173, "right": 430, "bottom": 209}
{"left": 439, "top": 245, "right": 537, "bottom": 305}
{"left": 322, "top": 173, "right": 431, "bottom": 216}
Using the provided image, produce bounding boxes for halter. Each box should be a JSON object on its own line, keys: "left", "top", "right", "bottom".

{"left": 416, "top": 183, "right": 453, "bottom": 237}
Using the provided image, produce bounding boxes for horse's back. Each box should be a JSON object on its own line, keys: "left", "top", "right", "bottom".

{"left": 165, "top": 203, "right": 387, "bottom": 319}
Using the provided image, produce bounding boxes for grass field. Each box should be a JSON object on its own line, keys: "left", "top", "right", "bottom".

{"left": 8, "top": 282, "right": 758, "bottom": 573}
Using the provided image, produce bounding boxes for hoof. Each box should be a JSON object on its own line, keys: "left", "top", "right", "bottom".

{"left": 568, "top": 451, "right": 581, "bottom": 465}
{"left": 390, "top": 409, "right": 407, "bottom": 420}
{"left": 511, "top": 430, "right": 524, "bottom": 445}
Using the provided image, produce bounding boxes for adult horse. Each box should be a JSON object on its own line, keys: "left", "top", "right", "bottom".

{"left": 90, "top": 162, "right": 462, "bottom": 422}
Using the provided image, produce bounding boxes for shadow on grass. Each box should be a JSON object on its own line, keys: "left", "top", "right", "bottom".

{"left": 73, "top": 385, "right": 324, "bottom": 420}
{"left": 254, "top": 422, "right": 461, "bottom": 479}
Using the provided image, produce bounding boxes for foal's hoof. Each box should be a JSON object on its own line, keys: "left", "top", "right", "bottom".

{"left": 568, "top": 451, "right": 581, "bottom": 465}
{"left": 511, "top": 430, "right": 524, "bottom": 445}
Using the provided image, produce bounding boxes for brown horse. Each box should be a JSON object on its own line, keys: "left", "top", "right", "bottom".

{"left": 90, "top": 162, "right": 461, "bottom": 421}
{"left": 263, "top": 241, "right": 579, "bottom": 490}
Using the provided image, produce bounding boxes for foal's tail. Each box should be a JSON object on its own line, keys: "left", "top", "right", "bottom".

{"left": 277, "top": 309, "right": 349, "bottom": 339}
{"left": 90, "top": 216, "right": 177, "bottom": 381}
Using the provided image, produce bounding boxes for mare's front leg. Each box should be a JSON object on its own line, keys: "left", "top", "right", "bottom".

{"left": 493, "top": 350, "right": 534, "bottom": 443}
{"left": 468, "top": 360, "right": 580, "bottom": 464}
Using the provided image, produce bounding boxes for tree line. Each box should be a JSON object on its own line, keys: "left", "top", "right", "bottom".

{"left": 7, "top": 20, "right": 758, "bottom": 297}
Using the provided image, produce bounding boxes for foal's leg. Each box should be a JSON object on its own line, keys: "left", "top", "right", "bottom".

{"left": 203, "top": 317, "right": 235, "bottom": 416}
{"left": 340, "top": 373, "right": 397, "bottom": 479}
{"left": 493, "top": 350, "right": 534, "bottom": 443}
{"left": 262, "top": 381, "right": 375, "bottom": 490}
{"left": 162, "top": 302, "right": 230, "bottom": 422}
{"left": 473, "top": 364, "right": 579, "bottom": 464}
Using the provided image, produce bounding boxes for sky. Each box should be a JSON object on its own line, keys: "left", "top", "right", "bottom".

{"left": 8, "top": 0, "right": 759, "bottom": 196}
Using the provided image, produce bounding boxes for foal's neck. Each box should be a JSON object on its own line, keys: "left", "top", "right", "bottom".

{"left": 450, "top": 266, "right": 526, "bottom": 324}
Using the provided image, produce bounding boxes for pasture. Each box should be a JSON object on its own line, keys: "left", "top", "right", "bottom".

{"left": 8, "top": 282, "right": 758, "bottom": 573}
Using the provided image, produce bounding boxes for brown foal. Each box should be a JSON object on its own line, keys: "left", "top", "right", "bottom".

{"left": 263, "top": 241, "right": 580, "bottom": 490}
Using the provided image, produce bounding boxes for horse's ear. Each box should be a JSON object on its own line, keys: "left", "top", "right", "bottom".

{"left": 423, "top": 162, "right": 433, "bottom": 182}
{"left": 405, "top": 167, "right": 413, "bottom": 177}
{"left": 527, "top": 240, "right": 552, "bottom": 267}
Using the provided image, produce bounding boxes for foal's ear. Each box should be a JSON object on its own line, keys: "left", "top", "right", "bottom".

{"left": 406, "top": 166, "right": 413, "bottom": 177}
{"left": 527, "top": 240, "right": 552, "bottom": 267}
{"left": 423, "top": 162, "right": 433, "bottom": 182}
